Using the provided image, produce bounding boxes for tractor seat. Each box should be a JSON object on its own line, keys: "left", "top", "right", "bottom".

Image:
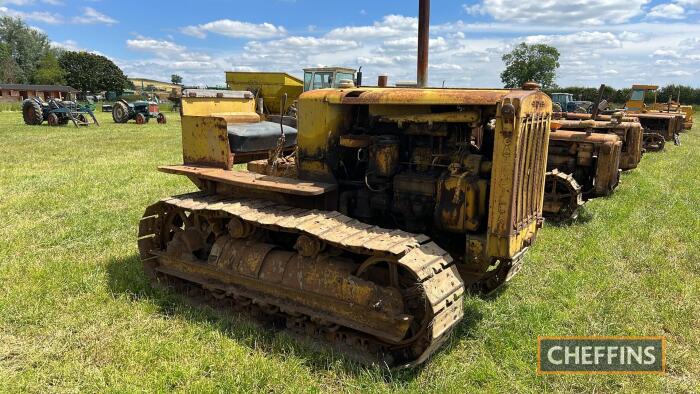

{"left": 227, "top": 121, "right": 297, "bottom": 153}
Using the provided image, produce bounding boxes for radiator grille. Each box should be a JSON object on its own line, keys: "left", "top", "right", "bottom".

{"left": 511, "top": 112, "right": 550, "bottom": 230}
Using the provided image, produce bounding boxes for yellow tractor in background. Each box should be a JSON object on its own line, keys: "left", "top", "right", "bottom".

{"left": 137, "top": 0, "right": 553, "bottom": 368}
{"left": 226, "top": 67, "right": 360, "bottom": 117}
{"left": 624, "top": 84, "right": 685, "bottom": 150}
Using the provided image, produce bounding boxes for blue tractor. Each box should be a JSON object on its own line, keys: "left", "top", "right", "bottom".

{"left": 22, "top": 97, "right": 99, "bottom": 127}
{"left": 111, "top": 99, "right": 167, "bottom": 125}
{"left": 551, "top": 93, "right": 593, "bottom": 113}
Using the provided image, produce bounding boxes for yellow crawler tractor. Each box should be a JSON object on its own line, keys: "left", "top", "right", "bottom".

{"left": 544, "top": 88, "right": 644, "bottom": 221}
{"left": 544, "top": 120, "right": 629, "bottom": 221}
{"left": 137, "top": 0, "right": 553, "bottom": 367}
{"left": 625, "top": 85, "right": 684, "bottom": 150}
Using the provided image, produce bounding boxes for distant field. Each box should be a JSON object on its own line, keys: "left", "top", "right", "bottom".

{"left": 0, "top": 110, "right": 698, "bottom": 393}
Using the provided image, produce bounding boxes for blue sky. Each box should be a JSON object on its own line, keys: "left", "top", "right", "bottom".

{"left": 2, "top": 0, "right": 700, "bottom": 88}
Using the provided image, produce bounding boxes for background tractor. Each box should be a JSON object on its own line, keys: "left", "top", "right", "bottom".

{"left": 623, "top": 84, "right": 684, "bottom": 149}
{"left": 551, "top": 92, "right": 593, "bottom": 113}
{"left": 136, "top": 0, "right": 553, "bottom": 368}
{"left": 22, "top": 97, "right": 99, "bottom": 127}
{"left": 112, "top": 99, "right": 167, "bottom": 125}
{"left": 226, "top": 67, "right": 361, "bottom": 118}
{"left": 543, "top": 119, "right": 630, "bottom": 221}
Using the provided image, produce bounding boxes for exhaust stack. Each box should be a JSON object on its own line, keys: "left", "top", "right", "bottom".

{"left": 417, "top": 0, "right": 430, "bottom": 88}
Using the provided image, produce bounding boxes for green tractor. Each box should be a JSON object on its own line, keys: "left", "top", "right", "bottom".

{"left": 112, "top": 99, "right": 167, "bottom": 125}
{"left": 22, "top": 97, "right": 99, "bottom": 127}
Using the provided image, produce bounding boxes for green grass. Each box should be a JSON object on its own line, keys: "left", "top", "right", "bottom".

{"left": 0, "top": 110, "right": 698, "bottom": 393}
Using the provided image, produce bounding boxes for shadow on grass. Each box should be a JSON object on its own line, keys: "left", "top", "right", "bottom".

{"left": 546, "top": 205, "right": 594, "bottom": 227}
{"left": 106, "top": 253, "right": 484, "bottom": 381}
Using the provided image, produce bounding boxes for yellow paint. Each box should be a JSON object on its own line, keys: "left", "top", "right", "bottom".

{"left": 226, "top": 72, "right": 303, "bottom": 114}
{"left": 181, "top": 115, "right": 232, "bottom": 170}
{"left": 182, "top": 96, "right": 257, "bottom": 117}
{"left": 297, "top": 87, "right": 553, "bottom": 262}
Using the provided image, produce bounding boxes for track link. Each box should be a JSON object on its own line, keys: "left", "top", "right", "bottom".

{"left": 138, "top": 192, "right": 465, "bottom": 368}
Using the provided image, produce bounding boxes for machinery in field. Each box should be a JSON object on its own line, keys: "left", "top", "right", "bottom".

{"left": 542, "top": 115, "right": 648, "bottom": 221}
{"left": 137, "top": 85, "right": 552, "bottom": 367}
{"left": 226, "top": 67, "right": 361, "bottom": 117}
{"left": 650, "top": 101, "right": 694, "bottom": 131}
{"left": 624, "top": 85, "right": 684, "bottom": 149}
{"left": 136, "top": 0, "right": 553, "bottom": 368}
{"left": 112, "top": 99, "right": 167, "bottom": 125}
{"left": 551, "top": 92, "right": 593, "bottom": 114}
{"left": 22, "top": 97, "right": 99, "bottom": 127}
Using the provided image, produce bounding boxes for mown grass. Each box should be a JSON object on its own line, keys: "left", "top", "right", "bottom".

{"left": 0, "top": 110, "right": 698, "bottom": 393}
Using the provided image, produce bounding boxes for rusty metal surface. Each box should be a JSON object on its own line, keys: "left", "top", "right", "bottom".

{"left": 158, "top": 79, "right": 554, "bottom": 367}
{"left": 159, "top": 165, "right": 334, "bottom": 196}
{"left": 138, "top": 192, "right": 464, "bottom": 368}
{"left": 417, "top": 0, "right": 430, "bottom": 88}
{"left": 302, "top": 87, "right": 513, "bottom": 106}
{"left": 552, "top": 118, "right": 644, "bottom": 171}
{"left": 544, "top": 129, "right": 622, "bottom": 221}
{"left": 542, "top": 170, "right": 583, "bottom": 222}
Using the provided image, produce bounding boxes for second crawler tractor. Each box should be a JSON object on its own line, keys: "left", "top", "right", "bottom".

{"left": 138, "top": 86, "right": 553, "bottom": 367}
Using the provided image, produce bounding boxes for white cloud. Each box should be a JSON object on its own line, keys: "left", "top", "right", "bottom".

{"left": 71, "top": 7, "right": 117, "bottom": 25}
{"left": 647, "top": 3, "right": 685, "bottom": 19}
{"left": 0, "top": 6, "right": 61, "bottom": 24}
{"left": 651, "top": 49, "right": 682, "bottom": 58}
{"left": 126, "top": 38, "right": 186, "bottom": 57}
{"left": 661, "top": 70, "right": 693, "bottom": 76}
{"left": 51, "top": 39, "right": 81, "bottom": 51}
{"left": 524, "top": 31, "right": 622, "bottom": 48}
{"left": 655, "top": 59, "right": 680, "bottom": 66}
{"left": 326, "top": 15, "right": 417, "bottom": 40}
{"left": 181, "top": 19, "right": 286, "bottom": 39}
{"left": 461, "top": 0, "right": 650, "bottom": 25}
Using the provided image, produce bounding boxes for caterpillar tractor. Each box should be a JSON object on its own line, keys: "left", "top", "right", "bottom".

{"left": 650, "top": 101, "right": 694, "bottom": 131}
{"left": 136, "top": 0, "right": 553, "bottom": 367}
{"left": 624, "top": 85, "right": 683, "bottom": 150}
{"left": 543, "top": 119, "right": 630, "bottom": 221}
{"left": 543, "top": 87, "right": 643, "bottom": 221}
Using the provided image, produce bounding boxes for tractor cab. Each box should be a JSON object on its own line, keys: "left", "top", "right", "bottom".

{"left": 302, "top": 67, "right": 357, "bottom": 92}
{"left": 625, "top": 84, "right": 658, "bottom": 111}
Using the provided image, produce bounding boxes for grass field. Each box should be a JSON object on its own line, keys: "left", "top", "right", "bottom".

{"left": 0, "top": 110, "right": 698, "bottom": 393}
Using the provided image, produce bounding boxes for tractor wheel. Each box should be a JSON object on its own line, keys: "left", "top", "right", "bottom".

{"left": 135, "top": 113, "right": 147, "bottom": 125}
{"left": 47, "top": 113, "right": 60, "bottom": 127}
{"left": 77, "top": 114, "right": 89, "bottom": 126}
{"left": 112, "top": 101, "right": 130, "bottom": 123}
{"left": 22, "top": 99, "right": 44, "bottom": 125}
{"left": 157, "top": 113, "right": 167, "bottom": 124}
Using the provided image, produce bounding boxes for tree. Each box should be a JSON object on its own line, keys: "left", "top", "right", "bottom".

{"left": 0, "top": 43, "right": 22, "bottom": 83}
{"left": 59, "top": 51, "right": 130, "bottom": 95}
{"left": 171, "top": 74, "right": 183, "bottom": 84}
{"left": 33, "top": 52, "right": 66, "bottom": 85}
{"left": 0, "top": 16, "right": 52, "bottom": 83}
{"left": 501, "top": 43, "right": 560, "bottom": 89}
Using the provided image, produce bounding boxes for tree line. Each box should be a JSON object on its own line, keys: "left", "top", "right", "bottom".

{"left": 0, "top": 16, "right": 131, "bottom": 95}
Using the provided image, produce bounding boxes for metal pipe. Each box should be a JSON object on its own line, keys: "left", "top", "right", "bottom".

{"left": 417, "top": 0, "right": 430, "bottom": 88}
{"left": 378, "top": 75, "right": 388, "bottom": 87}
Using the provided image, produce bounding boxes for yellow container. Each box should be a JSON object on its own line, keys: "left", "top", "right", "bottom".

{"left": 226, "top": 72, "right": 303, "bottom": 115}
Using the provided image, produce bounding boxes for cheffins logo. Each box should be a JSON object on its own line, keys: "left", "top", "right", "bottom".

{"left": 538, "top": 337, "right": 666, "bottom": 375}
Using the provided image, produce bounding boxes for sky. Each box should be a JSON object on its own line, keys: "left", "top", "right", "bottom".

{"left": 1, "top": 0, "right": 700, "bottom": 89}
